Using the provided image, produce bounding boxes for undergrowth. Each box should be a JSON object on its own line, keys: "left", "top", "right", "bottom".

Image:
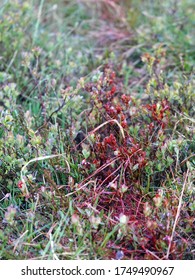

{"left": 0, "top": 0, "right": 194, "bottom": 260}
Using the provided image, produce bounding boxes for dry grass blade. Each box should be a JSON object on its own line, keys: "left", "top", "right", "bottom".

{"left": 20, "top": 153, "right": 69, "bottom": 197}
{"left": 90, "top": 119, "right": 125, "bottom": 139}
{"left": 166, "top": 168, "right": 190, "bottom": 259}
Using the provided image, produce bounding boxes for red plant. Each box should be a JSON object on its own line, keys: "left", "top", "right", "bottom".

{"left": 74, "top": 65, "right": 189, "bottom": 260}
{"left": 18, "top": 181, "right": 24, "bottom": 189}
{"left": 144, "top": 99, "right": 170, "bottom": 128}
{"left": 83, "top": 66, "right": 150, "bottom": 189}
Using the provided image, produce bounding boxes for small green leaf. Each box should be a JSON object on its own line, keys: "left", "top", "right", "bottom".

{"left": 82, "top": 148, "right": 90, "bottom": 159}
{"left": 0, "top": 127, "right": 4, "bottom": 138}
{"left": 166, "top": 156, "right": 174, "bottom": 166}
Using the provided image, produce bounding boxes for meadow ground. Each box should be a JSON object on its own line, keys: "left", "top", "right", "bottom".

{"left": 0, "top": 0, "right": 194, "bottom": 259}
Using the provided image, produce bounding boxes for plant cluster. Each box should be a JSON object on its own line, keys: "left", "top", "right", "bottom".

{"left": 69, "top": 63, "right": 194, "bottom": 259}
{"left": 0, "top": 0, "right": 194, "bottom": 260}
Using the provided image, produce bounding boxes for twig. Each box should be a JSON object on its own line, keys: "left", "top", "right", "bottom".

{"left": 35, "top": 98, "right": 67, "bottom": 134}
{"left": 181, "top": 154, "right": 195, "bottom": 166}
{"left": 46, "top": 99, "right": 67, "bottom": 123}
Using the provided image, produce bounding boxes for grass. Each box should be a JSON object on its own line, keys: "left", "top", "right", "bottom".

{"left": 0, "top": 0, "right": 194, "bottom": 260}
